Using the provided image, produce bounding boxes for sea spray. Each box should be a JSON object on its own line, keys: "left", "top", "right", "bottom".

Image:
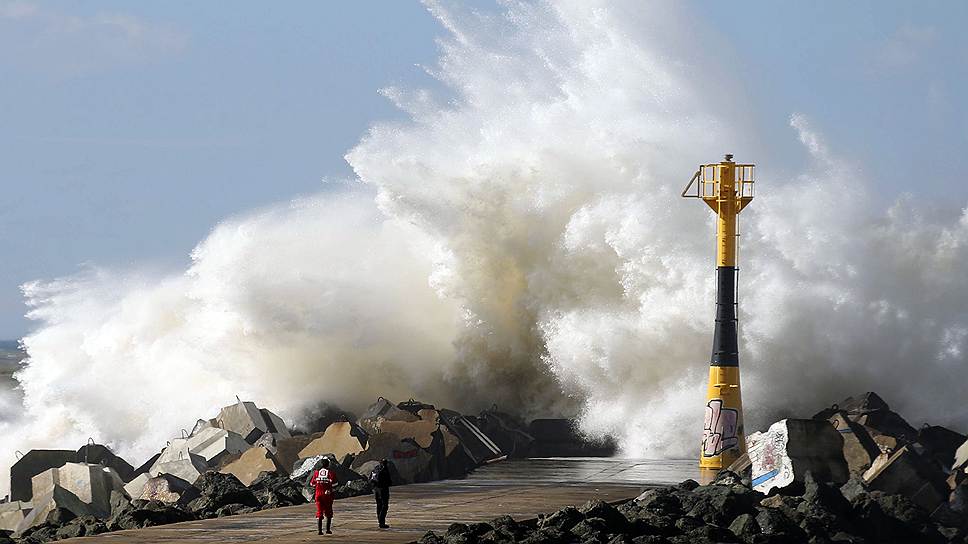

{"left": 3, "top": 1, "right": 967, "bottom": 496}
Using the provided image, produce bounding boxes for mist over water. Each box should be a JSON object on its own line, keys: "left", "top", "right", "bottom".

{"left": 3, "top": 1, "right": 968, "bottom": 495}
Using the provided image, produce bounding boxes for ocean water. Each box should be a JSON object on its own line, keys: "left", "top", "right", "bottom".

{"left": 2, "top": 1, "right": 967, "bottom": 496}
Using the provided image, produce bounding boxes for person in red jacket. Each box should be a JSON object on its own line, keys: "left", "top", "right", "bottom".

{"left": 310, "top": 458, "right": 338, "bottom": 535}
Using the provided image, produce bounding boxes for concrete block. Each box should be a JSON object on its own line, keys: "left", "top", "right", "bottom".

{"left": 30, "top": 462, "right": 126, "bottom": 517}
{"left": 149, "top": 458, "right": 206, "bottom": 485}
{"left": 917, "top": 425, "right": 966, "bottom": 471}
{"left": 273, "top": 433, "right": 322, "bottom": 471}
{"left": 828, "top": 412, "right": 881, "bottom": 475}
{"left": 477, "top": 409, "right": 535, "bottom": 458}
{"left": 863, "top": 445, "right": 948, "bottom": 513}
{"left": 0, "top": 502, "right": 30, "bottom": 533}
{"left": 15, "top": 486, "right": 92, "bottom": 535}
{"left": 952, "top": 438, "right": 968, "bottom": 472}
{"left": 297, "top": 422, "right": 367, "bottom": 460}
{"left": 75, "top": 444, "right": 135, "bottom": 483}
{"left": 852, "top": 410, "right": 918, "bottom": 444}
{"left": 9, "top": 449, "right": 74, "bottom": 502}
{"left": 439, "top": 409, "right": 505, "bottom": 464}
{"left": 133, "top": 474, "right": 199, "bottom": 505}
{"left": 350, "top": 432, "right": 434, "bottom": 485}
{"left": 185, "top": 427, "right": 250, "bottom": 466}
{"left": 122, "top": 473, "right": 150, "bottom": 499}
{"left": 260, "top": 409, "right": 291, "bottom": 440}
{"left": 747, "top": 419, "right": 848, "bottom": 494}
{"left": 220, "top": 447, "right": 287, "bottom": 487}
{"left": 358, "top": 397, "right": 419, "bottom": 435}
{"left": 379, "top": 413, "right": 439, "bottom": 449}
{"left": 217, "top": 401, "right": 269, "bottom": 443}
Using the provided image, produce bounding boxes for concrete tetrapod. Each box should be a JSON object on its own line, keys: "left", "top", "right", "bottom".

{"left": 184, "top": 427, "right": 250, "bottom": 466}
{"left": 30, "top": 462, "right": 126, "bottom": 517}
{"left": 0, "top": 501, "right": 30, "bottom": 533}
{"left": 747, "top": 419, "right": 848, "bottom": 494}
{"left": 9, "top": 449, "right": 74, "bottom": 502}
{"left": 219, "top": 447, "right": 288, "bottom": 487}
{"left": 297, "top": 421, "right": 367, "bottom": 462}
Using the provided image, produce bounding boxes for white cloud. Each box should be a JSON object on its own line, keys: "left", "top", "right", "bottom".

{"left": 0, "top": 1, "right": 188, "bottom": 77}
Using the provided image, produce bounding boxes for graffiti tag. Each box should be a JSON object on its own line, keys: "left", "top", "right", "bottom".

{"left": 702, "top": 399, "right": 739, "bottom": 456}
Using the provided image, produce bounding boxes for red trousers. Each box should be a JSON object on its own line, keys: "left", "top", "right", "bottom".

{"left": 315, "top": 496, "right": 333, "bottom": 519}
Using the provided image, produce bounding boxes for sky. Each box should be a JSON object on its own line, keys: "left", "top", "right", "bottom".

{"left": 1, "top": 0, "right": 967, "bottom": 339}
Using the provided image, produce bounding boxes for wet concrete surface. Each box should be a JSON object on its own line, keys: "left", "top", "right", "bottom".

{"left": 62, "top": 457, "right": 697, "bottom": 544}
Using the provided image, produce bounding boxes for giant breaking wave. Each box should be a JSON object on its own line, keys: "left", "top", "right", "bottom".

{"left": 3, "top": 0, "right": 967, "bottom": 495}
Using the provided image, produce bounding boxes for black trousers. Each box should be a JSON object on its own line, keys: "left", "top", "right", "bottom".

{"left": 374, "top": 487, "right": 390, "bottom": 525}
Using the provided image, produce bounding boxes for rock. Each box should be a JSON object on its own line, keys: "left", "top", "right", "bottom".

{"left": 684, "top": 484, "right": 757, "bottom": 526}
{"left": 728, "top": 513, "right": 760, "bottom": 542}
{"left": 297, "top": 421, "right": 367, "bottom": 461}
{"left": 754, "top": 506, "right": 804, "bottom": 539}
{"left": 108, "top": 499, "right": 195, "bottom": 530}
{"left": 862, "top": 445, "right": 948, "bottom": 512}
{"left": 351, "top": 432, "right": 435, "bottom": 484}
{"left": 54, "top": 515, "right": 107, "bottom": 539}
{"left": 827, "top": 412, "right": 881, "bottom": 476}
{"left": 133, "top": 474, "right": 200, "bottom": 505}
{"left": 358, "top": 397, "right": 420, "bottom": 435}
{"left": 676, "top": 479, "right": 701, "bottom": 492}
{"left": 220, "top": 446, "right": 288, "bottom": 486}
{"left": 30, "top": 462, "right": 127, "bottom": 517}
{"left": 186, "top": 472, "right": 259, "bottom": 518}
{"left": 248, "top": 472, "right": 306, "bottom": 508}
{"left": 539, "top": 505, "right": 583, "bottom": 532}
{"left": 185, "top": 427, "right": 250, "bottom": 466}
{"left": 570, "top": 517, "right": 609, "bottom": 542}
{"left": 214, "top": 503, "right": 257, "bottom": 517}
{"left": 747, "top": 419, "right": 849, "bottom": 494}
{"left": 333, "top": 479, "right": 372, "bottom": 500}
{"left": 9, "top": 449, "right": 74, "bottom": 502}
{"left": 579, "top": 500, "right": 629, "bottom": 532}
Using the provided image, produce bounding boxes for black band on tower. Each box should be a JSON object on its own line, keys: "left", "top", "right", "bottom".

{"left": 711, "top": 266, "right": 739, "bottom": 367}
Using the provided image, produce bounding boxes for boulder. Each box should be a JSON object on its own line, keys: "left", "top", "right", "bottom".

{"left": 186, "top": 472, "right": 259, "bottom": 518}
{"left": 9, "top": 449, "right": 74, "bottom": 502}
{"left": 351, "top": 432, "right": 434, "bottom": 484}
{"left": 220, "top": 447, "right": 288, "bottom": 486}
{"left": 862, "top": 445, "right": 948, "bottom": 513}
{"left": 747, "top": 419, "right": 848, "bottom": 494}
{"left": 0, "top": 502, "right": 30, "bottom": 533}
{"left": 358, "top": 397, "right": 420, "bottom": 435}
{"left": 132, "top": 475, "right": 200, "bottom": 505}
{"left": 185, "top": 427, "right": 250, "bottom": 466}
{"left": 30, "top": 462, "right": 127, "bottom": 517}
{"left": 297, "top": 422, "right": 367, "bottom": 461}
{"left": 248, "top": 472, "right": 306, "bottom": 508}
{"left": 107, "top": 499, "right": 195, "bottom": 530}
{"left": 828, "top": 411, "right": 881, "bottom": 475}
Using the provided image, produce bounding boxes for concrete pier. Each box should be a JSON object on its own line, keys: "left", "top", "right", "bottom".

{"left": 61, "top": 458, "right": 696, "bottom": 543}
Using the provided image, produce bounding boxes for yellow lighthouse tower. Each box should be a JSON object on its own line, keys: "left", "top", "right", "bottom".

{"left": 682, "top": 154, "right": 755, "bottom": 476}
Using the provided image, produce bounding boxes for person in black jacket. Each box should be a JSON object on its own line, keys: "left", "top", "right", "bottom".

{"left": 369, "top": 459, "right": 393, "bottom": 528}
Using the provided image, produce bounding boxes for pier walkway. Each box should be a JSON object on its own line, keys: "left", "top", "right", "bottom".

{"left": 65, "top": 458, "right": 696, "bottom": 544}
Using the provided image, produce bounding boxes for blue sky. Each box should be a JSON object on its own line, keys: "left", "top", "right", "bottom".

{"left": 1, "top": 1, "right": 966, "bottom": 338}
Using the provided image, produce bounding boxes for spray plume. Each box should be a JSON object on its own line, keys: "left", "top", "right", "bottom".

{"left": 2, "top": 1, "right": 967, "bottom": 495}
